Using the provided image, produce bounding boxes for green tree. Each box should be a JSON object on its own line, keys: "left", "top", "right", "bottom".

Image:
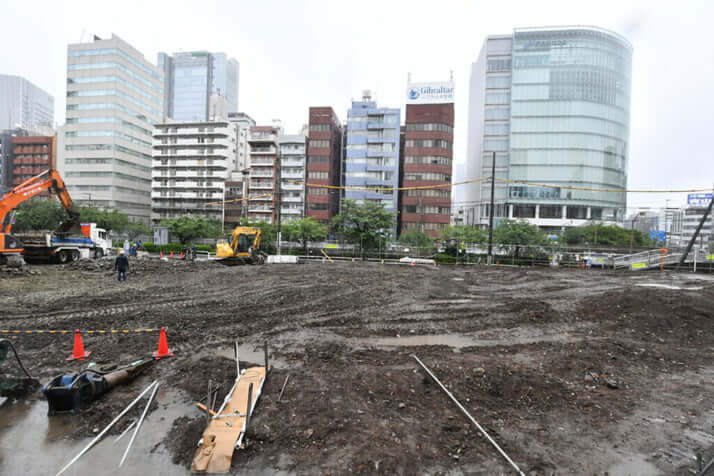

{"left": 438, "top": 225, "right": 486, "bottom": 244}
{"left": 161, "top": 215, "right": 221, "bottom": 244}
{"left": 281, "top": 217, "right": 328, "bottom": 253}
{"left": 332, "top": 199, "right": 396, "bottom": 258}
{"left": 125, "top": 221, "right": 150, "bottom": 241}
{"left": 78, "top": 207, "right": 129, "bottom": 233}
{"left": 493, "top": 219, "right": 547, "bottom": 246}
{"left": 563, "top": 223, "right": 649, "bottom": 247}
{"left": 11, "top": 199, "right": 69, "bottom": 232}
{"left": 398, "top": 229, "right": 434, "bottom": 248}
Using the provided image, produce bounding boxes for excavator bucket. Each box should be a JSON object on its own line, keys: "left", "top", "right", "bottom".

{"left": 55, "top": 211, "right": 83, "bottom": 235}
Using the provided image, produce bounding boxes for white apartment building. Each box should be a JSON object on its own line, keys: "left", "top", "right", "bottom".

{"left": 151, "top": 120, "right": 238, "bottom": 225}
{"left": 248, "top": 126, "right": 280, "bottom": 224}
{"left": 228, "top": 112, "right": 255, "bottom": 171}
{"left": 278, "top": 135, "right": 306, "bottom": 222}
{"left": 58, "top": 34, "right": 163, "bottom": 223}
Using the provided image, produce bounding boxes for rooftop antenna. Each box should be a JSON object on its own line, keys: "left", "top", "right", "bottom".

{"left": 450, "top": 70, "right": 454, "bottom": 81}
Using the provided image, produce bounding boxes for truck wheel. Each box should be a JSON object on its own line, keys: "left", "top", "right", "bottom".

{"left": 94, "top": 249, "right": 104, "bottom": 259}
{"left": 57, "top": 250, "right": 69, "bottom": 264}
{"left": 70, "top": 250, "right": 80, "bottom": 262}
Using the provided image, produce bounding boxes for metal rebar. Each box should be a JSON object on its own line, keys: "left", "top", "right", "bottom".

{"left": 119, "top": 381, "right": 160, "bottom": 467}
{"left": 264, "top": 341, "right": 269, "bottom": 371}
{"left": 113, "top": 419, "right": 137, "bottom": 444}
{"left": 56, "top": 380, "right": 158, "bottom": 476}
{"left": 245, "top": 383, "right": 253, "bottom": 431}
{"left": 698, "top": 454, "right": 714, "bottom": 476}
{"left": 235, "top": 342, "right": 240, "bottom": 377}
{"left": 277, "top": 374, "right": 290, "bottom": 402}
{"left": 411, "top": 354, "right": 526, "bottom": 476}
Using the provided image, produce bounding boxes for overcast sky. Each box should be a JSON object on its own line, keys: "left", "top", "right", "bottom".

{"left": 2, "top": 0, "right": 712, "bottom": 210}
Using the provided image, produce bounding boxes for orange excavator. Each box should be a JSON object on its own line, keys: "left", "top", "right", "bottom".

{"left": 0, "top": 169, "right": 78, "bottom": 266}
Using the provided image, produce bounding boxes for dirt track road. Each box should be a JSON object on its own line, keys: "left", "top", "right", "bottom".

{"left": 1, "top": 259, "right": 713, "bottom": 475}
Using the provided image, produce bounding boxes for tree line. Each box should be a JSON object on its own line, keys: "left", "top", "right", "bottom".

{"left": 11, "top": 198, "right": 653, "bottom": 249}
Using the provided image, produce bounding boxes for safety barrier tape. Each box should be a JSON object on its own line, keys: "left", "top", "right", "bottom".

{"left": 0, "top": 329, "right": 158, "bottom": 335}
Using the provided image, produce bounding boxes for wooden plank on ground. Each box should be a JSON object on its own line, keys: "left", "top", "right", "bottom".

{"left": 191, "top": 366, "right": 266, "bottom": 474}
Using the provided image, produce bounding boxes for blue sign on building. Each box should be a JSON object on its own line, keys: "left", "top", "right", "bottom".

{"left": 687, "top": 193, "right": 712, "bottom": 206}
{"left": 649, "top": 230, "right": 666, "bottom": 242}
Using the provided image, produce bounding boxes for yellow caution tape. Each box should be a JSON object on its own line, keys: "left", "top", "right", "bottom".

{"left": 0, "top": 329, "right": 158, "bottom": 335}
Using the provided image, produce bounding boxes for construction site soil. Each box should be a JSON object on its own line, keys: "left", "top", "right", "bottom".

{"left": 1, "top": 257, "right": 713, "bottom": 475}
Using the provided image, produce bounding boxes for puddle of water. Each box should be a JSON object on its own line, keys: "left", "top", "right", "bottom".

{"left": 198, "top": 343, "right": 288, "bottom": 369}
{"left": 363, "top": 334, "right": 480, "bottom": 349}
{"left": 0, "top": 387, "right": 189, "bottom": 475}
{"left": 635, "top": 283, "right": 703, "bottom": 291}
{"left": 607, "top": 454, "right": 661, "bottom": 476}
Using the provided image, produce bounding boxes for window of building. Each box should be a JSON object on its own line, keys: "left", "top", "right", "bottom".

{"left": 308, "top": 171, "right": 328, "bottom": 179}
{"left": 309, "top": 124, "right": 330, "bottom": 132}
{"left": 405, "top": 205, "right": 417, "bottom": 213}
{"left": 308, "top": 187, "right": 328, "bottom": 195}
{"left": 404, "top": 139, "right": 452, "bottom": 149}
{"left": 513, "top": 205, "right": 536, "bottom": 218}
{"left": 310, "top": 139, "right": 329, "bottom": 148}
{"left": 566, "top": 206, "right": 588, "bottom": 219}
{"left": 539, "top": 205, "right": 562, "bottom": 219}
{"left": 403, "top": 172, "right": 451, "bottom": 182}
{"left": 487, "top": 58, "right": 512, "bottom": 72}
{"left": 405, "top": 123, "right": 453, "bottom": 133}
{"left": 308, "top": 203, "right": 328, "bottom": 210}
{"left": 309, "top": 155, "right": 329, "bottom": 163}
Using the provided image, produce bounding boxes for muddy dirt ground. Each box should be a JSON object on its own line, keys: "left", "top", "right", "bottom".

{"left": 1, "top": 258, "right": 713, "bottom": 475}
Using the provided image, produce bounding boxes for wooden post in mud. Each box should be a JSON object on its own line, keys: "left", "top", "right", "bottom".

{"left": 245, "top": 383, "right": 253, "bottom": 430}
{"left": 264, "top": 341, "right": 269, "bottom": 372}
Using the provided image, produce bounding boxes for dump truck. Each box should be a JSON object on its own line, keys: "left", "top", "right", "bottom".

{"left": 17, "top": 222, "right": 111, "bottom": 263}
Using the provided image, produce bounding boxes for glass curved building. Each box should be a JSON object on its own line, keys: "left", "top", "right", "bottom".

{"left": 464, "top": 26, "right": 632, "bottom": 231}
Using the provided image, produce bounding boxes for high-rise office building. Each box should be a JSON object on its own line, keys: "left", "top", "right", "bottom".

{"left": 306, "top": 107, "right": 343, "bottom": 224}
{"left": 344, "top": 92, "right": 400, "bottom": 236}
{"left": 158, "top": 51, "right": 239, "bottom": 122}
{"left": 464, "top": 26, "right": 632, "bottom": 232}
{"left": 400, "top": 80, "right": 454, "bottom": 238}
{"left": 58, "top": 34, "right": 163, "bottom": 223}
{"left": 278, "top": 135, "right": 307, "bottom": 222}
{"left": 0, "top": 75, "right": 54, "bottom": 131}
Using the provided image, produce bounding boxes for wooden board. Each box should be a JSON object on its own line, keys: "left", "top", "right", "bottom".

{"left": 191, "top": 366, "right": 266, "bottom": 474}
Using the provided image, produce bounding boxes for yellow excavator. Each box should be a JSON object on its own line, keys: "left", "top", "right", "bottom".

{"left": 216, "top": 226, "right": 267, "bottom": 265}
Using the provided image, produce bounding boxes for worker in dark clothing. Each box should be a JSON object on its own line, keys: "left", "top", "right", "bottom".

{"left": 115, "top": 250, "right": 129, "bottom": 281}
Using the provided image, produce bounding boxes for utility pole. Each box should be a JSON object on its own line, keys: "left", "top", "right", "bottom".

{"left": 487, "top": 151, "right": 496, "bottom": 265}
{"left": 276, "top": 159, "right": 282, "bottom": 256}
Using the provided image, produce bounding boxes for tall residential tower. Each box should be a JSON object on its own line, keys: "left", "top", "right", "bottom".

{"left": 344, "top": 92, "right": 400, "bottom": 235}
{"left": 464, "top": 26, "right": 632, "bottom": 232}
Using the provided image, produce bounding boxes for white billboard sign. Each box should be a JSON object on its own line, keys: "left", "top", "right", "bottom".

{"left": 406, "top": 81, "right": 455, "bottom": 104}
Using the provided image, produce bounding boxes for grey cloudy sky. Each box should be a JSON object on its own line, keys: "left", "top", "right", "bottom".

{"left": 2, "top": 0, "right": 712, "bottom": 210}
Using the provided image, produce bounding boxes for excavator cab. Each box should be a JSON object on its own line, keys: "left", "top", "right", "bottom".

{"left": 216, "top": 226, "right": 266, "bottom": 265}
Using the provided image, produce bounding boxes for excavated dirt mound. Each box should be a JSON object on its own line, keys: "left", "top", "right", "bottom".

{"left": 1, "top": 261, "right": 713, "bottom": 474}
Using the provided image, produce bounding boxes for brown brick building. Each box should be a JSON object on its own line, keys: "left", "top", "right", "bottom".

{"left": 306, "top": 107, "right": 343, "bottom": 224}
{"left": 247, "top": 126, "right": 280, "bottom": 224}
{"left": 399, "top": 102, "right": 454, "bottom": 238}
{"left": 12, "top": 136, "right": 56, "bottom": 193}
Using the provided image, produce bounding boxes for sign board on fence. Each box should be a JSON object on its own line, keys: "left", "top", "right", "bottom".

{"left": 325, "top": 243, "right": 338, "bottom": 249}
{"left": 707, "top": 254, "right": 714, "bottom": 261}
{"left": 631, "top": 262, "right": 647, "bottom": 270}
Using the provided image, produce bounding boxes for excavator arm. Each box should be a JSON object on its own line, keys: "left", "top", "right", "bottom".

{"left": 0, "top": 169, "right": 75, "bottom": 234}
{"left": 0, "top": 169, "right": 77, "bottom": 264}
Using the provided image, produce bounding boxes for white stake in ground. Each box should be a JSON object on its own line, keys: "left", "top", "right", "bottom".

{"left": 119, "top": 381, "right": 160, "bottom": 467}
{"left": 411, "top": 354, "right": 526, "bottom": 476}
{"left": 56, "top": 379, "right": 159, "bottom": 476}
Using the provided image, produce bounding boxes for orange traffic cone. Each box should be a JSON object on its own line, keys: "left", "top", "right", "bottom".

{"left": 152, "top": 327, "right": 174, "bottom": 359}
{"left": 66, "top": 329, "right": 91, "bottom": 361}
{"left": 170, "top": 251, "right": 174, "bottom": 259}
{"left": 160, "top": 251, "right": 163, "bottom": 258}
{"left": 412, "top": 260, "right": 416, "bottom": 266}
{"left": 180, "top": 251, "right": 184, "bottom": 259}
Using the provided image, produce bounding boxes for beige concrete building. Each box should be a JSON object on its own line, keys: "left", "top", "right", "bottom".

{"left": 58, "top": 34, "right": 163, "bottom": 223}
